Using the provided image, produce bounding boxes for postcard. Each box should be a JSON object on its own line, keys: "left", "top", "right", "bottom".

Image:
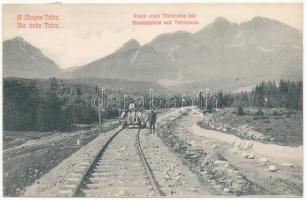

{"left": 2, "top": 3, "right": 303, "bottom": 197}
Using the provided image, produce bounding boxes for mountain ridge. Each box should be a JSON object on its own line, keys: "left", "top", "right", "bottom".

{"left": 3, "top": 16, "right": 302, "bottom": 91}
{"left": 3, "top": 36, "right": 60, "bottom": 78}
{"left": 62, "top": 17, "right": 302, "bottom": 85}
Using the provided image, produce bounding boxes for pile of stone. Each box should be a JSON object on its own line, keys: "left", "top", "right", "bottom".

{"left": 157, "top": 110, "right": 258, "bottom": 196}
{"left": 232, "top": 125, "right": 268, "bottom": 141}
{"left": 198, "top": 115, "right": 269, "bottom": 143}
{"left": 232, "top": 141, "right": 286, "bottom": 173}
{"left": 209, "top": 160, "right": 252, "bottom": 195}
{"left": 198, "top": 115, "right": 231, "bottom": 132}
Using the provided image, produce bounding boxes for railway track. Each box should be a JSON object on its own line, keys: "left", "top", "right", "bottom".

{"left": 69, "top": 127, "right": 164, "bottom": 197}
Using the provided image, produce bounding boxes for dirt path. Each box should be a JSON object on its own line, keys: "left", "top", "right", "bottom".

{"left": 172, "top": 108, "right": 303, "bottom": 196}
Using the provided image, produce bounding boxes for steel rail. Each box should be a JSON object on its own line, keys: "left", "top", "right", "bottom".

{"left": 72, "top": 128, "right": 123, "bottom": 197}
{"left": 136, "top": 128, "right": 165, "bottom": 196}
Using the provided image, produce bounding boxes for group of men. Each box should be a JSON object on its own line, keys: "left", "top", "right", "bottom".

{"left": 120, "top": 102, "right": 157, "bottom": 133}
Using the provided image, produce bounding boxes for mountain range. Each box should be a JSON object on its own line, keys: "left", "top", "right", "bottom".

{"left": 3, "top": 37, "right": 60, "bottom": 78}
{"left": 3, "top": 16, "right": 303, "bottom": 92}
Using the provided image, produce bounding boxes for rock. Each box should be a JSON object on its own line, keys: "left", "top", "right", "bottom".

{"left": 232, "top": 146, "right": 239, "bottom": 152}
{"left": 224, "top": 187, "right": 231, "bottom": 193}
{"left": 241, "top": 152, "right": 248, "bottom": 158}
{"left": 231, "top": 149, "right": 238, "bottom": 154}
{"left": 173, "top": 143, "right": 180, "bottom": 150}
{"left": 281, "top": 163, "right": 293, "bottom": 167}
{"left": 214, "top": 160, "right": 228, "bottom": 165}
{"left": 259, "top": 157, "right": 268, "bottom": 163}
{"left": 247, "top": 152, "right": 255, "bottom": 159}
{"left": 246, "top": 142, "right": 254, "bottom": 150}
{"left": 231, "top": 182, "right": 242, "bottom": 191}
{"left": 243, "top": 142, "right": 251, "bottom": 150}
{"left": 235, "top": 178, "right": 245, "bottom": 184}
{"left": 226, "top": 168, "right": 234, "bottom": 174}
{"left": 118, "top": 189, "right": 127, "bottom": 196}
{"left": 232, "top": 140, "right": 237, "bottom": 146}
{"left": 268, "top": 165, "right": 278, "bottom": 172}
{"left": 201, "top": 170, "right": 207, "bottom": 175}
{"left": 212, "top": 184, "right": 223, "bottom": 191}
{"left": 237, "top": 141, "right": 244, "bottom": 149}
{"left": 164, "top": 171, "right": 171, "bottom": 180}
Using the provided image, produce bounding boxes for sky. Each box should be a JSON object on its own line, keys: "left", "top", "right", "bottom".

{"left": 3, "top": 3, "right": 303, "bottom": 69}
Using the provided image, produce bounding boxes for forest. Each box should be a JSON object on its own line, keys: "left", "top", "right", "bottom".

{"left": 3, "top": 78, "right": 302, "bottom": 132}
{"left": 213, "top": 80, "right": 303, "bottom": 110}
{"left": 3, "top": 78, "right": 184, "bottom": 131}
{"left": 4, "top": 78, "right": 108, "bottom": 131}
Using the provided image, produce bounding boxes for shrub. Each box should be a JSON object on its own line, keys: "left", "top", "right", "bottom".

{"left": 254, "top": 109, "right": 264, "bottom": 116}
{"left": 237, "top": 106, "right": 245, "bottom": 116}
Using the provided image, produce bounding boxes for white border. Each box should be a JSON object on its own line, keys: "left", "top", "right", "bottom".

{"left": 0, "top": 1, "right": 305, "bottom": 200}
{"left": 1, "top": 0, "right": 305, "bottom": 3}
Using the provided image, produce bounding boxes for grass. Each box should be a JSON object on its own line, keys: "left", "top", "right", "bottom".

{"left": 206, "top": 107, "right": 302, "bottom": 147}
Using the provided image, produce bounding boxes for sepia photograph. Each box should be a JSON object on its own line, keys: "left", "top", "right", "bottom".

{"left": 2, "top": 3, "right": 303, "bottom": 197}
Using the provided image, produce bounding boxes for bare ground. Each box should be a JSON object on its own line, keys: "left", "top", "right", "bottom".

{"left": 3, "top": 121, "right": 119, "bottom": 197}
{"left": 197, "top": 107, "right": 303, "bottom": 146}
{"left": 7, "top": 108, "right": 303, "bottom": 197}
{"left": 22, "top": 109, "right": 204, "bottom": 197}
{"left": 163, "top": 108, "right": 303, "bottom": 196}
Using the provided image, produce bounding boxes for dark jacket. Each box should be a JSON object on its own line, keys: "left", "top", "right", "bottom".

{"left": 148, "top": 111, "right": 157, "bottom": 123}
